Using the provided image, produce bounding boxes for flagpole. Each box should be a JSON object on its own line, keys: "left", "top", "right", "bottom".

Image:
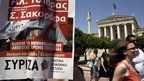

{"left": 112, "top": 2, "right": 116, "bottom": 15}
{"left": 112, "top": 6, "right": 115, "bottom": 15}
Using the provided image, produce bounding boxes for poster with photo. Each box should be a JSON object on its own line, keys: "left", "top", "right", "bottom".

{"left": 0, "top": 0, "right": 75, "bottom": 80}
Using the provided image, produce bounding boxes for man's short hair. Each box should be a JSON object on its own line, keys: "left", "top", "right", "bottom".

{"left": 125, "top": 34, "right": 136, "bottom": 42}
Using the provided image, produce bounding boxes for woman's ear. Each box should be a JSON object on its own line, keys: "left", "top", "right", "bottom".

{"left": 123, "top": 50, "right": 127, "bottom": 55}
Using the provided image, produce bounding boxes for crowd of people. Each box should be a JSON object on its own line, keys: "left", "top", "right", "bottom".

{"left": 51, "top": 34, "right": 144, "bottom": 81}
{"left": 84, "top": 34, "right": 144, "bottom": 81}
{"left": 48, "top": 34, "right": 144, "bottom": 81}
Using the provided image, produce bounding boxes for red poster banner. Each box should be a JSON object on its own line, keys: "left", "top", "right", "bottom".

{"left": 0, "top": 0, "right": 74, "bottom": 80}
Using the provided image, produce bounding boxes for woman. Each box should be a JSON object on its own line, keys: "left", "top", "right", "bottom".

{"left": 110, "top": 40, "right": 141, "bottom": 81}
{"left": 126, "top": 34, "right": 144, "bottom": 80}
{"left": 99, "top": 52, "right": 109, "bottom": 81}
{"left": 89, "top": 49, "right": 100, "bottom": 81}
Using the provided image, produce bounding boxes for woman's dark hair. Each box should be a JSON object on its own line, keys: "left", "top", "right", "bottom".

{"left": 93, "top": 48, "right": 98, "bottom": 54}
{"left": 109, "top": 40, "right": 129, "bottom": 67}
{"left": 101, "top": 51, "right": 108, "bottom": 58}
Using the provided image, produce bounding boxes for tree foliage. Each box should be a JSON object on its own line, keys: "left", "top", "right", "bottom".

{"left": 98, "top": 37, "right": 113, "bottom": 49}
{"left": 137, "top": 35, "right": 144, "bottom": 49}
{"left": 75, "top": 28, "right": 86, "bottom": 55}
{"left": 75, "top": 28, "right": 113, "bottom": 55}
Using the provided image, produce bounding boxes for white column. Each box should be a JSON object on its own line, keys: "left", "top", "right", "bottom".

{"left": 124, "top": 24, "right": 128, "bottom": 38}
{"left": 104, "top": 26, "right": 107, "bottom": 37}
{"left": 117, "top": 25, "right": 120, "bottom": 39}
{"left": 131, "top": 23, "right": 135, "bottom": 35}
{"left": 98, "top": 27, "right": 101, "bottom": 37}
{"left": 87, "top": 12, "right": 91, "bottom": 34}
{"left": 87, "top": 20, "right": 91, "bottom": 34}
{"left": 110, "top": 26, "right": 114, "bottom": 40}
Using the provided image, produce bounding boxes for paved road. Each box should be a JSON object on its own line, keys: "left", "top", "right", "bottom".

{"left": 81, "top": 65, "right": 108, "bottom": 81}
{"left": 83, "top": 70, "right": 108, "bottom": 81}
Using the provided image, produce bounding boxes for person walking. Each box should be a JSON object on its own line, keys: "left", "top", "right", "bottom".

{"left": 99, "top": 52, "right": 109, "bottom": 81}
{"left": 110, "top": 40, "right": 141, "bottom": 81}
{"left": 126, "top": 34, "right": 144, "bottom": 80}
{"left": 89, "top": 49, "right": 100, "bottom": 81}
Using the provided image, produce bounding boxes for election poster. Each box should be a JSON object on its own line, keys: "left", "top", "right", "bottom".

{"left": 0, "top": 0, "right": 75, "bottom": 80}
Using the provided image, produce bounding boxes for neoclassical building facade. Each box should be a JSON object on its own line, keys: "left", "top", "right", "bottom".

{"left": 96, "top": 15, "right": 139, "bottom": 40}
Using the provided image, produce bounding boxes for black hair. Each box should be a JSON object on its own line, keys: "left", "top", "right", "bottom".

{"left": 126, "top": 34, "right": 136, "bottom": 42}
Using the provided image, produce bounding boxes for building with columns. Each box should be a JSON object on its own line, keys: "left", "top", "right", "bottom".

{"left": 96, "top": 15, "right": 140, "bottom": 40}
{"left": 85, "top": 14, "right": 144, "bottom": 60}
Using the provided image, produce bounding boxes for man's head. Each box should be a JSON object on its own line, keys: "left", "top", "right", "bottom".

{"left": 126, "top": 34, "right": 137, "bottom": 44}
{"left": 126, "top": 34, "right": 140, "bottom": 56}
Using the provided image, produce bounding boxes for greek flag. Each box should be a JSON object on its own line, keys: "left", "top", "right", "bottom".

{"left": 112, "top": 3, "right": 116, "bottom": 9}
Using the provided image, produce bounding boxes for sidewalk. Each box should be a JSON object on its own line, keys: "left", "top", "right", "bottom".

{"left": 47, "top": 64, "right": 108, "bottom": 81}
{"left": 80, "top": 65, "right": 91, "bottom": 81}
{"left": 80, "top": 65, "right": 108, "bottom": 81}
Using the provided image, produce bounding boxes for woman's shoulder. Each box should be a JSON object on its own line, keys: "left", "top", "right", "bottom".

{"left": 115, "top": 62, "right": 127, "bottom": 74}
{"left": 117, "top": 62, "right": 127, "bottom": 69}
{"left": 113, "top": 62, "right": 129, "bottom": 81}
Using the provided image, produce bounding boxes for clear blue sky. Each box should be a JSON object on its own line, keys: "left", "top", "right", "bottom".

{"left": 75, "top": 0, "right": 144, "bottom": 33}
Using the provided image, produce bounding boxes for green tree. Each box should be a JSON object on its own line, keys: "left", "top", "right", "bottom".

{"left": 75, "top": 28, "right": 114, "bottom": 60}
{"left": 137, "top": 35, "right": 144, "bottom": 49}
{"left": 75, "top": 28, "right": 86, "bottom": 55}
{"left": 99, "top": 37, "right": 113, "bottom": 50}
